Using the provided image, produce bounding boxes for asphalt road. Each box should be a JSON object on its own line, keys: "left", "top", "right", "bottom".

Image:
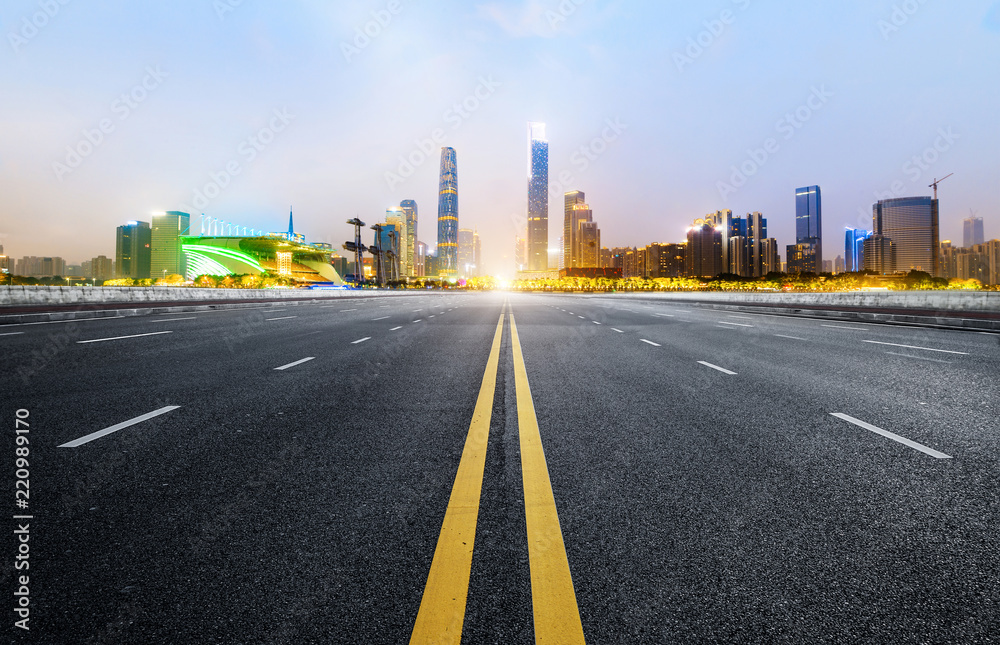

{"left": 3, "top": 292, "right": 999, "bottom": 643}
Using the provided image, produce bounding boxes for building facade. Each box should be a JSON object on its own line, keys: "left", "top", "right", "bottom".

{"left": 116, "top": 220, "right": 152, "bottom": 279}
{"left": 795, "top": 186, "right": 823, "bottom": 272}
{"left": 964, "top": 216, "right": 985, "bottom": 248}
{"left": 686, "top": 222, "right": 722, "bottom": 278}
{"left": 151, "top": 211, "right": 190, "bottom": 278}
{"left": 845, "top": 228, "right": 871, "bottom": 273}
{"left": 873, "top": 196, "right": 939, "bottom": 275}
{"left": 401, "top": 200, "right": 418, "bottom": 278}
{"left": 527, "top": 122, "right": 549, "bottom": 271}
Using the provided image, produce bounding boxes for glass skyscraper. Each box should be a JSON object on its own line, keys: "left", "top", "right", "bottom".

{"left": 873, "top": 196, "right": 939, "bottom": 275}
{"left": 116, "top": 220, "right": 151, "bottom": 279}
{"left": 844, "top": 228, "right": 871, "bottom": 273}
{"left": 401, "top": 200, "right": 418, "bottom": 278}
{"left": 152, "top": 211, "right": 190, "bottom": 278}
{"left": 964, "top": 216, "right": 985, "bottom": 248}
{"left": 795, "top": 186, "right": 823, "bottom": 270}
{"left": 527, "top": 122, "right": 548, "bottom": 271}
{"left": 436, "top": 148, "right": 458, "bottom": 277}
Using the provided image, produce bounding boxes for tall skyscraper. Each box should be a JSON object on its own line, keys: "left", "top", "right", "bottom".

{"left": 385, "top": 207, "right": 407, "bottom": 281}
{"left": 116, "top": 220, "right": 152, "bottom": 279}
{"left": 864, "top": 234, "right": 896, "bottom": 274}
{"left": 845, "top": 228, "right": 871, "bottom": 273}
{"left": 577, "top": 221, "right": 600, "bottom": 268}
{"left": 527, "top": 122, "right": 549, "bottom": 271}
{"left": 472, "top": 230, "right": 481, "bottom": 277}
{"left": 795, "top": 186, "right": 823, "bottom": 270}
{"left": 152, "top": 211, "right": 190, "bottom": 278}
{"left": 514, "top": 235, "right": 526, "bottom": 272}
{"left": 436, "top": 148, "right": 458, "bottom": 277}
{"left": 873, "top": 196, "right": 939, "bottom": 275}
{"left": 964, "top": 216, "right": 985, "bottom": 248}
{"left": 401, "top": 200, "right": 418, "bottom": 277}
{"left": 686, "top": 221, "right": 722, "bottom": 278}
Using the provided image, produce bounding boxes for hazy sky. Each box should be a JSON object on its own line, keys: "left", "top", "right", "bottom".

{"left": 2, "top": 1, "right": 998, "bottom": 275}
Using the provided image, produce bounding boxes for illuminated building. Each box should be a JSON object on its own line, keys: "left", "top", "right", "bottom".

{"left": 863, "top": 234, "right": 896, "bottom": 274}
{"left": 686, "top": 221, "right": 722, "bottom": 278}
{"left": 964, "top": 216, "right": 984, "bottom": 248}
{"left": 436, "top": 147, "right": 458, "bottom": 276}
{"left": 116, "top": 220, "right": 151, "bottom": 279}
{"left": 401, "top": 200, "right": 418, "bottom": 277}
{"left": 472, "top": 230, "right": 481, "bottom": 277}
{"left": 563, "top": 191, "right": 586, "bottom": 268}
{"left": 873, "top": 196, "right": 939, "bottom": 275}
{"left": 845, "top": 228, "right": 871, "bottom": 272}
{"left": 527, "top": 122, "right": 548, "bottom": 271}
{"left": 786, "top": 242, "right": 819, "bottom": 274}
{"left": 458, "top": 228, "right": 474, "bottom": 277}
{"left": 795, "top": 186, "right": 823, "bottom": 270}
{"left": 151, "top": 211, "right": 190, "bottom": 278}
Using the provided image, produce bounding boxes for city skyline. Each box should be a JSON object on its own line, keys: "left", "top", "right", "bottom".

{"left": 1, "top": 2, "right": 998, "bottom": 274}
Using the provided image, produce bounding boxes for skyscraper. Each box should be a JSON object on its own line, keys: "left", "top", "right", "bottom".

{"left": 964, "top": 216, "right": 985, "bottom": 248}
{"left": 458, "top": 228, "right": 474, "bottom": 277}
{"left": 116, "top": 220, "right": 152, "bottom": 279}
{"left": 527, "top": 122, "right": 549, "bottom": 271}
{"left": 686, "top": 221, "right": 722, "bottom": 278}
{"left": 472, "top": 230, "right": 481, "bottom": 277}
{"left": 563, "top": 190, "right": 586, "bottom": 269}
{"left": 845, "top": 228, "right": 871, "bottom": 272}
{"left": 436, "top": 148, "right": 458, "bottom": 277}
{"left": 795, "top": 186, "right": 823, "bottom": 270}
{"left": 385, "top": 207, "right": 407, "bottom": 281}
{"left": 401, "top": 200, "right": 418, "bottom": 277}
{"left": 873, "top": 196, "right": 939, "bottom": 275}
{"left": 151, "top": 211, "right": 190, "bottom": 278}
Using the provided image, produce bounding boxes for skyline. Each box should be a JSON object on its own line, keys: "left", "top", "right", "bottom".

{"left": 2, "top": 1, "right": 999, "bottom": 274}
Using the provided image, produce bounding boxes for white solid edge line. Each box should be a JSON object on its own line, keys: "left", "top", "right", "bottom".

{"left": 275, "top": 357, "right": 316, "bottom": 371}
{"left": 59, "top": 406, "right": 181, "bottom": 448}
{"left": 0, "top": 332, "right": 25, "bottom": 336}
{"left": 352, "top": 337, "right": 372, "bottom": 344}
{"left": 698, "top": 361, "right": 737, "bottom": 375}
{"left": 821, "top": 324, "right": 866, "bottom": 331}
{"left": 830, "top": 413, "right": 952, "bottom": 459}
{"left": 775, "top": 334, "right": 807, "bottom": 340}
{"left": 611, "top": 328, "right": 624, "bottom": 333}
{"left": 77, "top": 331, "right": 173, "bottom": 344}
{"left": 862, "top": 340, "right": 969, "bottom": 355}
{"left": 640, "top": 339, "right": 661, "bottom": 347}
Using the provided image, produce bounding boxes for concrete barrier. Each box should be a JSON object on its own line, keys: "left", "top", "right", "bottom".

{"left": 614, "top": 290, "right": 1000, "bottom": 313}
{"left": 0, "top": 286, "right": 415, "bottom": 307}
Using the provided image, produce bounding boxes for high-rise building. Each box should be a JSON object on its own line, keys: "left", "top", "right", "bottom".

{"left": 116, "top": 220, "right": 152, "bottom": 279}
{"left": 152, "top": 211, "right": 190, "bottom": 278}
{"left": 686, "top": 221, "right": 722, "bottom": 278}
{"left": 834, "top": 256, "right": 845, "bottom": 274}
{"left": 458, "top": 228, "right": 474, "bottom": 277}
{"left": 795, "top": 186, "right": 823, "bottom": 271}
{"left": 0, "top": 244, "right": 12, "bottom": 274}
{"left": 873, "top": 196, "right": 939, "bottom": 275}
{"left": 415, "top": 241, "right": 427, "bottom": 277}
{"left": 15, "top": 257, "right": 67, "bottom": 277}
{"left": 436, "top": 148, "right": 459, "bottom": 277}
{"left": 577, "top": 221, "right": 600, "bottom": 268}
{"left": 786, "top": 242, "right": 819, "bottom": 274}
{"left": 514, "top": 235, "right": 526, "bottom": 272}
{"left": 384, "top": 208, "right": 406, "bottom": 281}
{"left": 760, "top": 239, "right": 781, "bottom": 275}
{"left": 472, "top": 230, "right": 481, "bottom": 277}
{"left": 401, "top": 200, "right": 418, "bottom": 278}
{"left": 845, "top": 228, "right": 871, "bottom": 273}
{"left": 527, "top": 122, "right": 549, "bottom": 271}
{"left": 964, "top": 216, "right": 985, "bottom": 248}
{"left": 90, "top": 255, "right": 113, "bottom": 281}
{"left": 563, "top": 191, "right": 587, "bottom": 268}
{"left": 863, "top": 234, "right": 896, "bottom": 274}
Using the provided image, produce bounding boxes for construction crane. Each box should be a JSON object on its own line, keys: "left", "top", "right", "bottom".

{"left": 929, "top": 173, "right": 953, "bottom": 200}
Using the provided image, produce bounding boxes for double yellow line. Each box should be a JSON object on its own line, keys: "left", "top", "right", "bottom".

{"left": 410, "top": 304, "right": 586, "bottom": 644}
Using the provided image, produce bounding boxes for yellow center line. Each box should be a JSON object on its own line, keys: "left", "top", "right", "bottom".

{"left": 509, "top": 311, "right": 587, "bottom": 644}
{"left": 410, "top": 302, "right": 507, "bottom": 644}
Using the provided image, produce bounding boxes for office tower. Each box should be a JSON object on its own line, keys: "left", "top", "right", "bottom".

{"left": 515, "top": 235, "right": 526, "bottom": 272}
{"left": 0, "top": 244, "right": 12, "bottom": 274}
{"left": 527, "top": 122, "right": 549, "bottom": 271}
{"left": 436, "top": 148, "right": 459, "bottom": 276}
{"left": 472, "top": 230, "right": 481, "bottom": 277}
{"left": 415, "top": 241, "right": 427, "bottom": 277}
{"left": 939, "top": 241, "right": 958, "bottom": 279}
{"left": 964, "top": 216, "right": 985, "bottom": 248}
{"left": 686, "top": 221, "right": 722, "bottom": 278}
{"left": 863, "top": 234, "right": 896, "bottom": 274}
{"left": 563, "top": 191, "right": 587, "bottom": 268}
{"left": 152, "top": 211, "right": 190, "bottom": 278}
{"left": 458, "top": 228, "right": 474, "bottom": 277}
{"left": 577, "top": 221, "right": 600, "bottom": 268}
{"left": 786, "top": 242, "right": 819, "bottom": 274}
{"left": 703, "top": 210, "right": 736, "bottom": 272}
{"left": 401, "top": 200, "right": 418, "bottom": 277}
{"left": 795, "top": 186, "right": 823, "bottom": 271}
{"left": 747, "top": 211, "right": 768, "bottom": 277}
{"left": 845, "top": 228, "right": 871, "bottom": 272}
{"left": 116, "top": 220, "right": 152, "bottom": 279}
{"left": 760, "top": 239, "right": 781, "bottom": 275}
{"left": 90, "top": 255, "right": 113, "bottom": 281}
{"left": 385, "top": 208, "right": 406, "bottom": 281}
{"left": 15, "top": 257, "right": 67, "bottom": 277}
{"left": 873, "top": 196, "right": 939, "bottom": 275}
{"left": 834, "top": 256, "right": 845, "bottom": 274}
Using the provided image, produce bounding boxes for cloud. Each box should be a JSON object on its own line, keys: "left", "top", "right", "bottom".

{"left": 476, "top": 1, "right": 555, "bottom": 38}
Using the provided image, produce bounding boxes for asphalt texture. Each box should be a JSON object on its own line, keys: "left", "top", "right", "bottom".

{"left": 3, "top": 292, "right": 1000, "bottom": 643}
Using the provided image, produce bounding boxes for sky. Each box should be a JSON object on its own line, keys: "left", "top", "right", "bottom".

{"left": 1, "top": 0, "right": 998, "bottom": 276}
